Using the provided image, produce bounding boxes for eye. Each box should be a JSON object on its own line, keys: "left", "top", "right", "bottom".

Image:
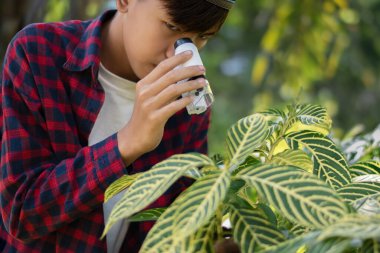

{"left": 199, "top": 34, "right": 212, "bottom": 40}
{"left": 165, "top": 22, "right": 181, "bottom": 32}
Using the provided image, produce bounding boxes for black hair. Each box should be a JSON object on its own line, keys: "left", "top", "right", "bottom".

{"left": 161, "top": 0, "right": 229, "bottom": 33}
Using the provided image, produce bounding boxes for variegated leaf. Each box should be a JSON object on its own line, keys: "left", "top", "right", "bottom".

{"left": 140, "top": 169, "right": 229, "bottom": 252}
{"left": 257, "top": 232, "right": 320, "bottom": 253}
{"left": 102, "top": 153, "right": 213, "bottom": 236}
{"left": 226, "top": 113, "right": 270, "bottom": 167}
{"left": 269, "top": 149, "right": 313, "bottom": 172}
{"left": 229, "top": 204, "right": 285, "bottom": 253}
{"left": 236, "top": 185, "right": 258, "bottom": 208}
{"left": 353, "top": 174, "right": 380, "bottom": 183}
{"left": 337, "top": 182, "right": 380, "bottom": 205}
{"left": 290, "top": 224, "right": 310, "bottom": 236}
{"left": 232, "top": 156, "right": 261, "bottom": 176}
{"left": 104, "top": 173, "right": 141, "bottom": 202}
{"left": 184, "top": 167, "right": 203, "bottom": 179}
{"left": 350, "top": 161, "right": 380, "bottom": 177}
{"left": 176, "top": 216, "right": 218, "bottom": 253}
{"left": 128, "top": 208, "right": 166, "bottom": 222}
{"left": 237, "top": 164, "right": 349, "bottom": 228}
{"left": 172, "top": 169, "right": 231, "bottom": 241}
{"left": 337, "top": 182, "right": 380, "bottom": 215}
{"left": 307, "top": 238, "right": 351, "bottom": 253}
{"left": 318, "top": 215, "right": 380, "bottom": 240}
{"left": 139, "top": 201, "right": 179, "bottom": 253}
{"left": 295, "top": 104, "right": 332, "bottom": 131}
{"left": 260, "top": 108, "right": 287, "bottom": 119}
{"left": 355, "top": 196, "right": 380, "bottom": 216}
{"left": 285, "top": 130, "right": 351, "bottom": 190}
{"left": 361, "top": 239, "right": 380, "bottom": 253}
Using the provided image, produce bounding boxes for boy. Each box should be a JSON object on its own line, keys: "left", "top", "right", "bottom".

{"left": 0, "top": 0, "right": 235, "bottom": 252}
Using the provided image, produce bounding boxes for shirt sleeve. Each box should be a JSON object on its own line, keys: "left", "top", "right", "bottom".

{"left": 0, "top": 32, "right": 127, "bottom": 242}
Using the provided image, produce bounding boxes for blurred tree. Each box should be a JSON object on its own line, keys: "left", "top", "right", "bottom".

{"left": 207, "top": 0, "right": 380, "bottom": 155}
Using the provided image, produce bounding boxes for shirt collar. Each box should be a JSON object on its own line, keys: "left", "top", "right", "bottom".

{"left": 63, "top": 10, "right": 116, "bottom": 76}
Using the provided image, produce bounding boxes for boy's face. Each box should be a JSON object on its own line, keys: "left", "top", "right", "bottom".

{"left": 117, "top": 0, "right": 219, "bottom": 81}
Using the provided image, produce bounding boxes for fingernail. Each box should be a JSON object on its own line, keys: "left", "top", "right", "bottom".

{"left": 199, "top": 65, "right": 205, "bottom": 71}
{"left": 184, "top": 50, "right": 193, "bottom": 55}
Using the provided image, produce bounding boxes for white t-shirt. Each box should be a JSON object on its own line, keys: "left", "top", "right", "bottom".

{"left": 88, "top": 62, "right": 136, "bottom": 145}
{"left": 89, "top": 63, "right": 136, "bottom": 253}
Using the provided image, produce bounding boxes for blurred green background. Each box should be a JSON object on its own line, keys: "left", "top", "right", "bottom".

{"left": 1, "top": 0, "right": 379, "bottom": 157}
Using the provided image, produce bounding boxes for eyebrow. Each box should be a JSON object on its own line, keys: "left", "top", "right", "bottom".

{"left": 201, "top": 32, "right": 217, "bottom": 36}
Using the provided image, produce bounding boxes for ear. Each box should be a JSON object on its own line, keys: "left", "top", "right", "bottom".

{"left": 116, "top": 0, "right": 129, "bottom": 13}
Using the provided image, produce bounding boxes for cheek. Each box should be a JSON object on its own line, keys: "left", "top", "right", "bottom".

{"left": 194, "top": 39, "right": 208, "bottom": 50}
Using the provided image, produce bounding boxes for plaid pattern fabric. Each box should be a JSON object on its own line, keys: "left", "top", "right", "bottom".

{"left": 0, "top": 10, "right": 210, "bottom": 253}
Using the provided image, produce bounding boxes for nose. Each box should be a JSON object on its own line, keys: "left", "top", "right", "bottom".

{"left": 165, "top": 34, "right": 202, "bottom": 59}
{"left": 165, "top": 44, "right": 176, "bottom": 59}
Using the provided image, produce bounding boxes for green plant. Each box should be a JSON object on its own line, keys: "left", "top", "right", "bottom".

{"left": 103, "top": 103, "right": 380, "bottom": 253}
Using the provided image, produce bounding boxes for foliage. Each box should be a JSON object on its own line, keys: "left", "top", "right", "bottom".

{"left": 103, "top": 103, "right": 380, "bottom": 252}
{"left": 1, "top": 0, "right": 380, "bottom": 156}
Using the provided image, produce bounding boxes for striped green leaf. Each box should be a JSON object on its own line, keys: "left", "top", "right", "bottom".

{"left": 361, "top": 239, "right": 380, "bottom": 253}
{"left": 350, "top": 161, "right": 380, "bottom": 177}
{"left": 269, "top": 149, "right": 313, "bottom": 172}
{"left": 257, "top": 232, "right": 320, "bottom": 253}
{"left": 128, "top": 208, "right": 166, "bottom": 222}
{"left": 102, "top": 153, "right": 213, "bottom": 236}
{"left": 290, "top": 224, "right": 310, "bottom": 236}
{"left": 172, "top": 169, "right": 231, "bottom": 241}
{"left": 355, "top": 196, "right": 380, "bottom": 216}
{"left": 232, "top": 156, "right": 261, "bottom": 176}
{"left": 261, "top": 108, "right": 286, "bottom": 119}
{"left": 226, "top": 113, "right": 270, "bottom": 167}
{"left": 285, "top": 130, "right": 351, "bottom": 190}
{"left": 337, "top": 182, "right": 380, "bottom": 205}
{"left": 236, "top": 185, "right": 258, "bottom": 209}
{"left": 229, "top": 204, "right": 285, "bottom": 253}
{"left": 318, "top": 215, "right": 380, "bottom": 240}
{"left": 140, "top": 169, "right": 230, "bottom": 253}
{"left": 139, "top": 201, "right": 179, "bottom": 253}
{"left": 176, "top": 217, "right": 218, "bottom": 253}
{"left": 184, "top": 167, "right": 203, "bottom": 179}
{"left": 237, "top": 164, "right": 349, "bottom": 228}
{"left": 104, "top": 173, "right": 142, "bottom": 202}
{"left": 337, "top": 182, "right": 380, "bottom": 215}
{"left": 353, "top": 174, "right": 380, "bottom": 183}
{"left": 307, "top": 238, "right": 351, "bottom": 253}
{"left": 260, "top": 109, "right": 285, "bottom": 137}
{"left": 295, "top": 104, "right": 332, "bottom": 131}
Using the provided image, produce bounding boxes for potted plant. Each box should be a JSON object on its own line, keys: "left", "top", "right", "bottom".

{"left": 103, "top": 103, "right": 380, "bottom": 253}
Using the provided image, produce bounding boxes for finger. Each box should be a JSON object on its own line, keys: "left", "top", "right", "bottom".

{"left": 143, "top": 51, "right": 193, "bottom": 84}
{"left": 157, "top": 96, "right": 194, "bottom": 121}
{"left": 149, "top": 65, "right": 205, "bottom": 96}
{"left": 152, "top": 78, "right": 207, "bottom": 109}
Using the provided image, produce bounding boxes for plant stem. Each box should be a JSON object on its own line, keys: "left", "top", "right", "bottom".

{"left": 216, "top": 205, "right": 224, "bottom": 240}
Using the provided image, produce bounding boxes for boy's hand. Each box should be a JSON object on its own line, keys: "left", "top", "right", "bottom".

{"left": 117, "top": 51, "right": 207, "bottom": 165}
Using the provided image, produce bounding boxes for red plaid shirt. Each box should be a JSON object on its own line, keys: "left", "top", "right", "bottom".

{"left": 0, "top": 10, "right": 209, "bottom": 253}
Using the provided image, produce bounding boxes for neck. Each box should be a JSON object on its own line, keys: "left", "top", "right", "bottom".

{"left": 100, "top": 12, "right": 139, "bottom": 82}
